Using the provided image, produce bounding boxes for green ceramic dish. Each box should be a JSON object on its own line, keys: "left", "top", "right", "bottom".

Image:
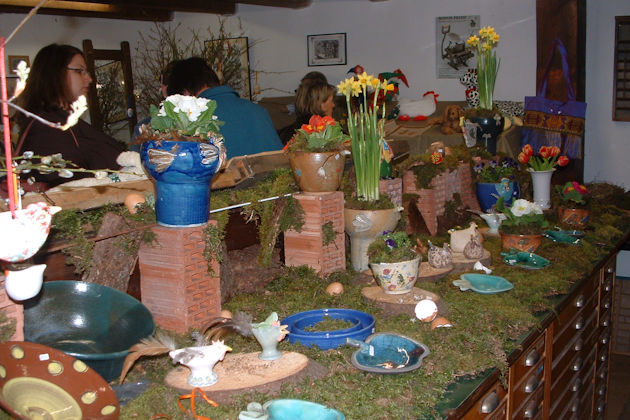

{"left": 501, "top": 249, "right": 551, "bottom": 270}
{"left": 453, "top": 274, "right": 514, "bottom": 294}
{"left": 543, "top": 230, "right": 581, "bottom": 245}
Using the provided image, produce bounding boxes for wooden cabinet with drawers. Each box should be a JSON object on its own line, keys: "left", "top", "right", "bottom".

{"left": 458, "top": 253, "right": 618, "bottom": 420}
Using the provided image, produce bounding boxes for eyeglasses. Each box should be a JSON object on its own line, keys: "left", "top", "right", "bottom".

{"left": 67, "top": 67, "right": 89, "bottom": 77}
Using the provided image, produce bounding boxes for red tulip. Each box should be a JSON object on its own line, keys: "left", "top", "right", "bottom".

{"left": 557, "top": 155, "right": 569, "bottom": 166}
{"left": 522, "top": 144, "right": 533, "bottom": 157}
{"left": 518, "top": 152, "right": 530, "bottom": 165}
{"left": 539, "top": 146, "right": 551, "bottom": 159}
{"left": 549, "top": 146, "right": 561, "bottom": 157}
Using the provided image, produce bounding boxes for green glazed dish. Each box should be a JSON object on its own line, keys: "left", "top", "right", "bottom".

{"left": 543, "top": 230, "right": 581, "bottom": 245}
{"left": 501, "top": 249, "right": 551, "bottom": 270}
{"left": 453, "top": 274, "right": 514, "bottom": 294}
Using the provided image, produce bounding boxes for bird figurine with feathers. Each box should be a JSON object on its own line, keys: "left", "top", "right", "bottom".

{"left": 204, "top": 311, "right": 289, "bottom": 361}
{"left": 119, "top": 330, "right": 231, "bottom": 387}
{"left": 398, "top": 91, "right": 439, "bottom": 121}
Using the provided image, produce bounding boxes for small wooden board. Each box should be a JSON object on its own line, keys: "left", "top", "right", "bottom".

{"left": 451, "top": 249, "right": 492, "bottom": 274}
{"left": 164, "top": 351, "right": 327, "bottom": 404}
{"left": 417, "top": 262, "right": 453, "bottom": 283}
{"left": 361, "top": 286, "right": 448, "bottom": 318}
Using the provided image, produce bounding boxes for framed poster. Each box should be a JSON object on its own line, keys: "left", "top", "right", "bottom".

{"left": 205, "top": 37, "right": 251, "bottom": 100}
{"left": 8, "top": 55, "right": 29, "bottom": 74}
{"left": 436, "top": 16, "right": 480, "bottom": 78}
{"left": 307, "top": 33, "right": 347, "bottom": 66}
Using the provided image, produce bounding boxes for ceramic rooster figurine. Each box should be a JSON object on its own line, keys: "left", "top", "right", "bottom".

{"left": 0, "top": 202, "right": 61, "bottom": 263}
{"left": 204, "top": 311, "right": 289, "bottom": 361}
{"left": 398, "top": 91, "right": 439, "bottom": 121}
{"left": 119, "top": 331, "right": 232, "bottom": 387}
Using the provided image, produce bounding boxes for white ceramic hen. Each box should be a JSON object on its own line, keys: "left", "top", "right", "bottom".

{"left": 0, "top": 202, "right": 61, "bottom": 263}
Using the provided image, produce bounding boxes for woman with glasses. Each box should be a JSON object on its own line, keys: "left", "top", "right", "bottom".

{"left": 16, "top": 43, "right": 123, "bottom": 187}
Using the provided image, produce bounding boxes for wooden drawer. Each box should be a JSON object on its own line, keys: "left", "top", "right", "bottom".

{"left": 552, "top": 312, "right": 596, "bottom": 378}
{"left": 462, "top": 380, "right": 507, "bottom": 420}
{"left": 510, "top": 359, "right": 544, "bottom": 415}
{"left": 512, "top": 385, "right": 543, "bottom": 420}
{"left": 551, "top": 350, "right": 581, "bottom": 402}
{"left": 578, "top": 381, "right": 595, "bottom": 420}
{"left": 510, "top": 334, "right": 545, "bottom": 385}
{"left": 555, "top": 278, "right": 598, "bottom": 328}
{"left": 553, "top": 298, "right": 597, "bottom": 357}
{"left": 550, "top": 392, "right": 578, "bottom": 420}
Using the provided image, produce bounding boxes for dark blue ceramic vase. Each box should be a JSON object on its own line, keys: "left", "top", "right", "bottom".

{"left": 468, "top": 115, "right": 504, "bottom": 155}
{"left": 140, "top": 139, "right": 225, "bottom": 227}
{"left": 476, "top": 178, "right": 519, "bottom": 212}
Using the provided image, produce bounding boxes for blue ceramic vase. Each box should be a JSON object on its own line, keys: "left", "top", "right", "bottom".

{"left": 476, "top": 178, "right": 519, "bottom": 212}
{"left": 140, "top": 138, "right": 225, "bottom": 227}
{"left": 467, "top": 115, "right": 504, "bottom": 155}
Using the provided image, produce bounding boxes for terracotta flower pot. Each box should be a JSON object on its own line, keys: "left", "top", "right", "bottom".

{"left": 557, "top": 207, "right": 590, "bottom": 227}
{"left": 289, "top": 151, "right": 345, "bottom": 192}
{"left": 500, "top": 232, "right": 543, "bottom": 253}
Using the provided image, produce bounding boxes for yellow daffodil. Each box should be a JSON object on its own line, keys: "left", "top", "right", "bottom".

{"left": 468, "top": 26, "right": 500, "bottom": 110}
{"left": 369, "top": 78, "right": 381, "bottom": 89}
{"left": 350, "top": 80, "right": 362, "bottom": 97}
{"left": 467, "top": 35, "right": 479, "bottom": 47}
{"left": 357, "top": 72, "right": 371, "bottom": 87}
{"left": 384, "top": 82, "right": 395, "bottom": 92}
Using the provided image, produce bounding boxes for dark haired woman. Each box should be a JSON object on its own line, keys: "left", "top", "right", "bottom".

{"left": 16, "top": 43, "right": 122, "bottom": 187}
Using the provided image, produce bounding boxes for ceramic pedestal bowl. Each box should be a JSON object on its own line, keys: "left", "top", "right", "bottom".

{"left": 23, "top": 281, "right": 155, "bottom": 382}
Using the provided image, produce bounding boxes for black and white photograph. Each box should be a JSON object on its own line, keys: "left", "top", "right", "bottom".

{"left": 307, "top": 33, "right": 347, "bottom": 66}
{"left": 436, "top": 15, "right": 480, "bottom": 78}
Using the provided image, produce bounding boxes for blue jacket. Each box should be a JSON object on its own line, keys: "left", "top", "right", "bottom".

{"left": 198, "top": 86, "right": 282, "bottom": 159}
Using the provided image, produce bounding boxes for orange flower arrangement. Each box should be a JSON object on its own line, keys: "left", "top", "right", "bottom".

{"left": 283, "top": 114, "right": 348, "bottom": 153}
{"left": 518, "top": 144, "right": 569, "bottom": 171}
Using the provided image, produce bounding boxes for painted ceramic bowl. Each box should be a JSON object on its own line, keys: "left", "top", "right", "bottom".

{"left": 265, "top": 399, "right": 344, "bottom": 420}
{"left": 24, "top": 281, "right": 155, "bottom": 382}
{"left": 370, "top": 256, "right": 421, "bottom": 295}
{"left": 350, "top": 333, "right": 430, "bottom": 374}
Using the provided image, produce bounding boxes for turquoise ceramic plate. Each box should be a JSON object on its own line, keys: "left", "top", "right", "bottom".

{"left": 501, "top": 250, "right": 551, "bottom": 270}
{"left": 554, "top": 228, "right": 585, "bottom": 239}
{"left": 453, "top": 274, "right": 514, "bottom": 294}
{"left": 544, "top": 230, "right": 581, "bottom": 245}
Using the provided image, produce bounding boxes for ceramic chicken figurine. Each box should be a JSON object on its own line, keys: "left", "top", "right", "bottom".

{"left": 427, "top": 241, "right": 453, "bottom": 269}
{"left": 463, "top": 234, "right": 484, "bottom": 260}
{"left": 204, "top": 311, "right": 289, "bottom": 361}
{"left": 119, "top": 330, "right": 232, "bottom": 387}
{"left": 0, "top": 202, "right": 61, "bottom": 263}
{"left": 448, "top": 222, "right": 481, "bottom": 254}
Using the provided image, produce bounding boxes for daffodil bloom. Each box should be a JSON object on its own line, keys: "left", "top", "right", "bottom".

{"left": 469, "top": 26, "right": 500, "bottom": 110}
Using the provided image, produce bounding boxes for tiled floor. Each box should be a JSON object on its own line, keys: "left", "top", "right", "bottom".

{"left": 607, "top": 353, "right": 630, "bottom": 420}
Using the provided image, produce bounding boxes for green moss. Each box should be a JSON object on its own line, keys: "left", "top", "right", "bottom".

{"left": 322, "top": 221, "right": 336, "bottom": 247}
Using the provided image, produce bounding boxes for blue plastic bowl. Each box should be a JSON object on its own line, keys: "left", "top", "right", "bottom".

{"left": 281, "top": 309, "right": 375, "bottom": 350}
{"left": 264, "top": 399, "right": 344, "bottom": 420}
{"left": 23, "top": 281, "right": 155, "bottom": 382}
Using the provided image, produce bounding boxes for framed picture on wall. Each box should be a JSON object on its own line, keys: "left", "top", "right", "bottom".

{"left": 436, "top": 16, "right": 479, "bottom": 78}
{"left": 205, "top": 37, "right": 252, "bottom": 100}
{"left": 307, "top": 33, "right": 347, "bottom": 66}
{"left": 8, "top": 55, "right": 29, "bottom": 74}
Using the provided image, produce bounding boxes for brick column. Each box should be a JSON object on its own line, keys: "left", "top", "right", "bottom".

{"left": 284, "top": 191, "right": 345, "bottom": 275}
{"left": 0, "top": 277, "right": 24, "bottom": 341}
{"left": 379, "top": 178, "right": 403, "bottom": 208}
{"left": 138, "top": 222, "right": 221, "bottom": 333}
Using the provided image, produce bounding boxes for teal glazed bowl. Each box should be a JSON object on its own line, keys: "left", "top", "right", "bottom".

{"left": 264, "top": 399, "right": 345, "bottom": 420}
{"left": 23, "top": 281, "right": 155, "bottom": 382}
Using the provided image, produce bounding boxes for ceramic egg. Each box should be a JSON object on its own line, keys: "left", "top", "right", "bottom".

{"left": 431, "top": 316, "right": 453, "bottom": 330}
{"left": 220, "top": 309, "right": 233, "bottom": 319}
{"left": 415, "top": 299, "right": 438, "bottom": 322}
{"left": 325, "top": 282, "right": 344, "bottom": 296}
{"left": 124, "top": 193, "right": 146, "bottom": 214}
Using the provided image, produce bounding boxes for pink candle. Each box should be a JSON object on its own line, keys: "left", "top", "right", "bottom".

{"left": 1, "top": 37, "right": 17, "bottom": 217}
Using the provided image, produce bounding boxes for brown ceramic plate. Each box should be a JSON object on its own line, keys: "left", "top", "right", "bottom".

{"left": 0, "top": 341, "right": 119, "bottom": 419}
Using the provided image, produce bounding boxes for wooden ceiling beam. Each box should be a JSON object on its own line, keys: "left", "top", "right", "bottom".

{"left": 66, "top": 0, "right": 237, "bottom": 14}
{"left": 0, "top": 3, "right": 173, "bottom": 21}
{"left": 236, "top": 0, "right": 311, "bottom": 8}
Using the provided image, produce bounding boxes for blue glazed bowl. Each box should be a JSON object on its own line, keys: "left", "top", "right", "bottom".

{"left": 264, "top": 399, "right": 344, "bottom": 420}
{"left": 281, "top": 309, "right": 375, "bottom": 350}
{"left": 23, "top": 281, "right": 155, "bottom": 382}
{"left": 351, "top": 333, "right": 430, "bottom": 374}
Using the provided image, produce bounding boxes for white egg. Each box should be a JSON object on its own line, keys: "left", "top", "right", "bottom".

{"left": 415, "top": 299, "right": 438, "bottom": 322}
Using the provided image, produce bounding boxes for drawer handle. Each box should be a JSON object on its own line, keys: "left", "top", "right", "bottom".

{"left": 525, "top": 348, "right": 540, "bottom": 367}
{"left": 524, "top": 375, "right": 539, "bottom": 393}
{"left": 575, "top": 295, "right": 585, "bottom": 308}
{"left": 607, "top": 267, "right": 614, "bottom": 274}
{"left": 574, "top": 338, "right": 584, "bottom": 351}
{"left": 600, "top": 352, "right": 608, "bottom": 363}
{"left": 600, "top": 334, "right": 609, "bottom": 345}
{"left": 598, "top": 385, "right": 607, "bottom": 396}
{"left": 597, "top": 400, "right": 606, "bottom": 413}
{"left": 603, "top": 298, "right": 611, "bottom": 309}
{"left": 571, "top": 401, "right": 579, "bottom": 412}
{"left": 481, "top": 391, "right": 499, "bottom": 414}
{"left": 601, "top": 316, "right": 610, "bottom": 327}
{"left": 523, "top": 400, "right": 538, "bottom": 418}
{"left": 572, "top": 378, "right": 581, "bottom": 392}
{"left": 599, "top": 370, "right": 607, "bottom": 380}
{"left": 575, "top": 317, "right": 584, "bottom": 330}
{"left": 573, "top": 358, "right": 583, "bottom": 371}
{"left": 604, "top": 281, "right": 612, "bottom": 292}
